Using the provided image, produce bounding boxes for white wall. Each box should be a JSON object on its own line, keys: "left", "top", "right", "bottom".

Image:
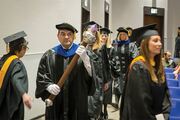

{"left": 0, "top": 0, "right": 81, "bottom": 119}
{"left": 111, "top": 0, "right": 144, "bottom": 39}
{"left": 167, "top": 0, "right": 180, "bottom": 54}
{"left": 91, "top": 0, "right": 105, "bottom": 27}
{"left": 143, "top": 0, "right": 153, "bottom": 6}
{"left": 0, "top": 0, "right": 81, "bottom": 56}
{"left": 21, "top": 53, "right": 45, "bottom": 119}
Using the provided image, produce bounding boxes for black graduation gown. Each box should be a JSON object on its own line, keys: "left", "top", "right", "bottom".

{"left": 112, "top": 42, "right": 139, "bottom": 95}
{"left": 101, "top": 45, "right": 113, "bottom": 104}
{"left": 0, "top": 53, "right": 28, "bottom": 120}
{"left": 120, "top": 61, "right": 171, "bottom": 120}
{"left": 35, "top": 49, "right": 95, "bottom": 120}
{"left": 87, "top": 49, "right": 105, "bottom": 118}
{"left": 174, "top": 36, "right": 180, "bottom": 58}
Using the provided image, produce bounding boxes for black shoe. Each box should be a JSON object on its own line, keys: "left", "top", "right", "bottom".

{"left": 104, "top": 113, "right": 108, "bottom": 120}
{"left": 98, "top": 112, "right": 104, "bottom": 120}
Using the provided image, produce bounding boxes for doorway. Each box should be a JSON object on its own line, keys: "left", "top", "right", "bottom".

{"left": 82, "top": 8, "right": 90, "bottom": 29}
{"left": 105, "top": 12, "right": 109, "bottom": 28}
{"left": 81, "top": 0, "right": 90, "bottom": 40}
{"left": 104, "top": 1, "right": 110, "bottom": 28}
{"left": 144, "top": 6, "right": 165, "bottom": 50}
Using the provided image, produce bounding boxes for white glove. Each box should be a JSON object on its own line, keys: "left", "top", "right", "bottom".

{"left": 76, "top": 45, "right": 92, "bottom": 76}
{"left": 46, "top": 84, "right": 60, "bottom": 95}
{"left": 76, "top": 45, "right": 86, "bottom": 57}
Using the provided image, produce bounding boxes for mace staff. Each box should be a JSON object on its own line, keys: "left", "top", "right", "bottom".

{"left": 45, "top": 31, "right": 95, "bottom": 107}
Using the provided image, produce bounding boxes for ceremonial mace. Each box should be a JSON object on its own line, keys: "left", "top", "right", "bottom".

{"left": 45, "top": 31, "right": 96, "bottom": 107}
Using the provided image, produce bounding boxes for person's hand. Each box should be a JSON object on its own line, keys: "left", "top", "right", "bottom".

{"left": 75, "top": 45, "right": 92, "bottom": 76}
{"left": 75, "top": 45, "right": 86, "bottom": 57}
{"left": 46, "top": 84, "right": 60, "bottom": 95}
{"left": 22, "top": 93, "right": 32, "bottom": 109}
{"left": 173, "top": 70, "right": 179, "bottom": 80}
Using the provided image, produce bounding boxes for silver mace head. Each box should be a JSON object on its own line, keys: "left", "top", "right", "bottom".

{"left": 82, "top": 31, "right": 96, "bottom": 45}
{"left": 45, "top": 99, "right": 53, "bottom": 107}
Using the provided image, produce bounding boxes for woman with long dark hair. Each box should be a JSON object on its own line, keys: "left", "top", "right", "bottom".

{"left": 120, "top": 25, "right": 171, "bottom": 120}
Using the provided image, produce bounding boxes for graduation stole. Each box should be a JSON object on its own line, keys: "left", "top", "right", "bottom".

{"left": 0, "top": 55, "right": 18, "bottom": 89}
{"left": 129, "top": 56, "right": 145, "bottom": 69}
{"left": 129, "top": 55, "right": 159, "bottom": 81}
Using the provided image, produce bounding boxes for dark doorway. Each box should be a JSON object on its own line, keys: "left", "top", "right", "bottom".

{"left": 82, "top": 8, "right": 90, "bottom": 31}
{"left": 104, "top": 1, "right": 110, "bottom": 28}
{"left": 81, "top": 0, "right": 90, "bottom": 40}
{"left": 144, "top": 6, "right": 165, "bottom": 50}
{"left": 105, "top": 12, "right": 109, "bottom": 28}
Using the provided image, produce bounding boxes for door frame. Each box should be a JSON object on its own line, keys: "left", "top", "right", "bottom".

{"left": 144, "top": 6, "right": 165, "bottom": 50}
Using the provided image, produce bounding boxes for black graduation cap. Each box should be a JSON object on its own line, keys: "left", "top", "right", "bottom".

{"left": 126, "top": 27, "right": 133, "bottom": 31}
{"left": 3, "top": 31, "right": 27, "bottom": 44}
{"left": 131, "top": 24, "right": 158, "bottom": 46}
{"left": 83, "top": 21, "right": 101, "bottom": 30}
{"left": 100, "top": 27, "right": 113, "bottom": 35}
{"left": 117, "top": 27, "right": 128, "bottom": 34}
{"left": 56, "top": 23, "right": 78, "bottom": 33}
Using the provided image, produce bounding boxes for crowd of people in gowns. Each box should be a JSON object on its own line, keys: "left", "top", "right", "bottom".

{"left": 1, "top": 21, "right": 180, "bottom": 120}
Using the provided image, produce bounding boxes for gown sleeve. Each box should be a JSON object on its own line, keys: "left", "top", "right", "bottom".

{"left": 35, "top": 52, "right": 53, "bottom": 100}
{"left": 11, "top": 61, "right": 28, "bottom": 96}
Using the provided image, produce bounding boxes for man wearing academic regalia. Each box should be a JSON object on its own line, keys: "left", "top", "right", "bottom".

{"left": 111, "top": 27, "right": 139, "bottom": 109}
{"left": 35, "top": 23, "right": 95, "bottom": 120}
{"left": 0, "top": 31, "right": 32, "bottom": 120}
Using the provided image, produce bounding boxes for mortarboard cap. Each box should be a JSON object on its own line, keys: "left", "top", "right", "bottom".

{"left": 3, "top": 31, "right": 27, "bottom": 44}
{"left": 83, "top": 21, "right": 102, "bottom": 30}
{"left": 100, "top": 27, "right": 113, "bottom": 35}
{"left": 56, "top": 23, "right": 78, "bottom": 33}
{"left": 117, "top": 27, "right": 129, "bottom": 34}
{"left": 131, "top": 24, "right": 158, "bottom": 46}
{"left": 83, "top": 21, "right": 97, "bottom": 26}
{"left": 126, "top": 27, "right": 133, "bottom": 31}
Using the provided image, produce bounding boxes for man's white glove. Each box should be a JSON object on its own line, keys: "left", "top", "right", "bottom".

{"left": 76, "top": 45, "right": 92, "bottom": 76}
{"left": 76, "top": 45, "right": 86, "bottom": 57}
{"left": 46, "top": 84, "right": 60, "bottom": 95}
